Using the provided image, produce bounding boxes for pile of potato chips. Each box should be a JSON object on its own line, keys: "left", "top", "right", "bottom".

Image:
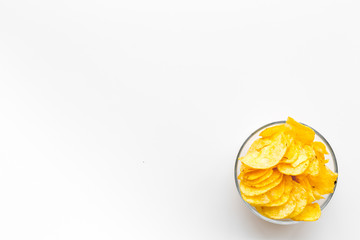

{"left": 238, "top": 117, "right": 338, "bottom": 221}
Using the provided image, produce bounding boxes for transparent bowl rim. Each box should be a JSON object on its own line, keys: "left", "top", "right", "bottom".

{"left": 234, "top": 121, "right": 338, "bottom": 225}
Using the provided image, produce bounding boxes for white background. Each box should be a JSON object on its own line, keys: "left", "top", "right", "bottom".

{"left": 0, "top": 1, "right": 359, "bottom": 239}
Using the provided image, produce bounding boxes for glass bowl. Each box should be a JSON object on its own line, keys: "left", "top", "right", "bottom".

{"left": 234, "top": 121, "right": 338, "bottom": 225}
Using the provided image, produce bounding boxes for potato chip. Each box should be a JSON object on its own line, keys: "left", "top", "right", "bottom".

{"left": 259, "top": 124, "right": 285, "bottom": 138}
{"left": 308, "top": 165, "right": 338, "bottom": 195}
{"left": 277, "top": 159, "right": 309, "bottom": 175}
{"left": 304, "top": 157, "right": 320, "bottom": 176}
{"left": 239, "top": 151, "right": 261, "bottom": 169}
{"left": 240, "top": 173, "right": 283, "bottom": 196}
{"left": 288, "top": 182, "right": 308, "bottom": 218}
{"left": 281, "top": 141, "right": 300, "bottom": 164}
{"left": 313, "top": 188, "right": 324, "bottom": 200}
{"left": 260, "top": 134, "right": 288, "bottom": 162}
{"left": 312, "top": 141, "right": 329, "bottom": 155}
{"left": 290, "top": 147, "right": 308, "bottom": 167}
{"left": 239, "top": 164, "right": 254, "bottom": 175}
{"left": 244, "top": 169, "right": 281, "bottom": 188}
{"left": 241, "top": 192, "right": 271, "bottom": 205}
{"left": 242, "top": 169, "right": 274, "bottom": 185}
{"left": 262, "top": 175, "right": 293, "bottom": 207}
{"left": 291, "top": 203, "right": 321, "bottom": 221}
{"left": 243, "top": 169, "right": 271, "bottom": 181}
{"left": 266, "top": 175, "right": 285, "bottom": 200}
{"left": 295, "top": 176, "right": 316, "bottom": 204}
{"left": 255, "top": 206, "right": 265, "bottom": 216}
{"left": 241, "top": 133, "right": 287, "bottom": 169}
{"left": 314, "top": 149, "right": 330, "bottom": 167}
{"left": 238, "top": 164, "right": 255, "bottom": 180}
{"left": 314, "top": 148, "right": 325, "bottom": 160}
{"left": 285, "top": 117, "right": 315, "bottom": 144}
{"left": 260, "top": 195, "right": 296, "bottom": 219}
{"left": 252, "top": 171, "right": 281, "bottom": 188}
{"left": 248, "top": 138, "right": 272, "bottom": 153}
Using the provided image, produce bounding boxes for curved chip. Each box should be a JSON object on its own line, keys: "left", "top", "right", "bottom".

{"left": 242, "top": 169, "right": 274, "bottom": 185}
{"left": 240, "top": 173, "right": 283, "bottom": 196}
{"left": 241, "top": 133, "right": 287, "bottom": 169}
{"left": 259, "top": 124, "right": 285, "bottom": 138}
{"left": 260, "top": 195, "right": 296, "bottom": 219}
{"left": 285, "top": 117, "right": 315, "bottom": 144}
{"left": 312, "top": 141, "right": 329, "bottom": 155}
{"left": 277, "top": 159, "right": 310, "bottom": 175}
{"left": 308, "top": 165, "right": 338, "bottom": 195}
{"left": 266, "top": 175, "right": 285, "bottom": 201}
{"left": 305, "top": 157, "right": 320, "bottom": 176}
{"left": 289, "top": 147, "right": 307, "bottom": 167}
{"left": 295, "top": 176, "right": 316, "bottom": 204}
{"left": 238, "top": 163, "right": 259, "bottom": 180}
{"left": 282, "top": 141, "right": 300, "bottom": 164}
{"left": 291, "top": 203, "right": 321, "bottom": 221}
{"left": 288, "top": 182, "right": 308, "bottom": 218}
{"left": 238, "top": 164, "right": 254, "bottom": 176}
{"left": 241, "top": 192, "right": 271, "bottom": 205}
{"left": 259, "top": 133, "right": 288, "bottom": 166}
{"left": 252, "top": 170, "right": 281, "bottom": 188}
{"left": 262, "top": 175, "right": 293, "bottom": 207}
{"left": 239, "top": 152, "right": 260, "bottom": 167}
{"left": 244, "top": 169, "right": 281, "bottom": 188}
{"left": 239, "top": 151, "right": 261, "bottom": 169}
{"left": 291, "top": 145, "right": 314, "bottom": 167}
{"left": 243, "top": 169, "right": 271, "bottom": 181}
{"left": 248, "top": 138, "right": 272, "bottom": 153}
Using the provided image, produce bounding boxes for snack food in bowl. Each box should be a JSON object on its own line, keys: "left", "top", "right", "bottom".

{"left": 234, "top": 117, "right": 338, "bottom": 224}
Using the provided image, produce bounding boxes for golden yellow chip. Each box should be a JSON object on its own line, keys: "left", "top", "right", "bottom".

{"left": 240, "top": 173, "right": 283, "bottom": 196}
{"left": 244, "top": 169, "right": 281, "bottom": 188}
{"left": 241, "top": 192, "right": 271, "bottom": 205}
{"left": 260, "top": 134, "right": 288, "bottom": 164}
{"left": 281, "top": 141, "right": 300, "bottom": 164}
{"left": 262, "top": 175, "right": 293, "bottom": 207}
{"left": 239, "top": 151, "right": 261, "bottom": 169}
{"left": 312, "top": 188, "right": 324, "bottom": 200}
{"left": 260, "top": 195, "right": 296, "bottom": 219}
{"left": 314, "top": 148, "right": 325, "bottom": 160}
{"left": 242, "top": 169, "right": 274, "bottom": 185}
{"left": 259, "top": 124, "right": 285, "bottom": 138}
{"left": 288, "top": 182, "right": 308, "bottom": 218}
{"left": 243, "top": 169, "right": 271, "bottom": 181}
{"left": 305, "top": 157, "right": 320, "bottom": 176}
{"left": 241, "top": 133, "right": 287, "bottom": 169}
{"left": 290, "top": 147, "right": 308, "bottom": 167}
{"left": 248, "top": 138, "right": 272, "bottom": 153}
{"left": 242, "top": 177, "right": 285, "bottom": 205}
{"left": 312, "top": 141, "right": 329, "bottom": 155}
{"left": 285, "top": 117, "right": 315, "bottom": 144}
{"left": 266, "top": 175, "right": 285, "bottom": 200}
{"left": 295, "top": 176, "right": 316, "bottom": 204}
{"left": 277, "top": 159, "right": 310, "bottom": 175}
{"left": 239, "top": 163, "right": 254, "bottom": 175}
{"left": 308, "top": 165, "right": 338, "bottom": 195}
{"left": 291, "top": 203, "right": 321, "bottom": 221}
{"left": 238, "top": 164, "right": 258, "bottom": 180}
{"left": 240, "top": 133, "right": 288, "bottom": 169}
{"left": 314, "top": 149, "right": 329, "bottom": 165}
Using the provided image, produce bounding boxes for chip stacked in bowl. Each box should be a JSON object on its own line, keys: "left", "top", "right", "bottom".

{"left": 238, "top": 117, "right": 338, "bottom": 221}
